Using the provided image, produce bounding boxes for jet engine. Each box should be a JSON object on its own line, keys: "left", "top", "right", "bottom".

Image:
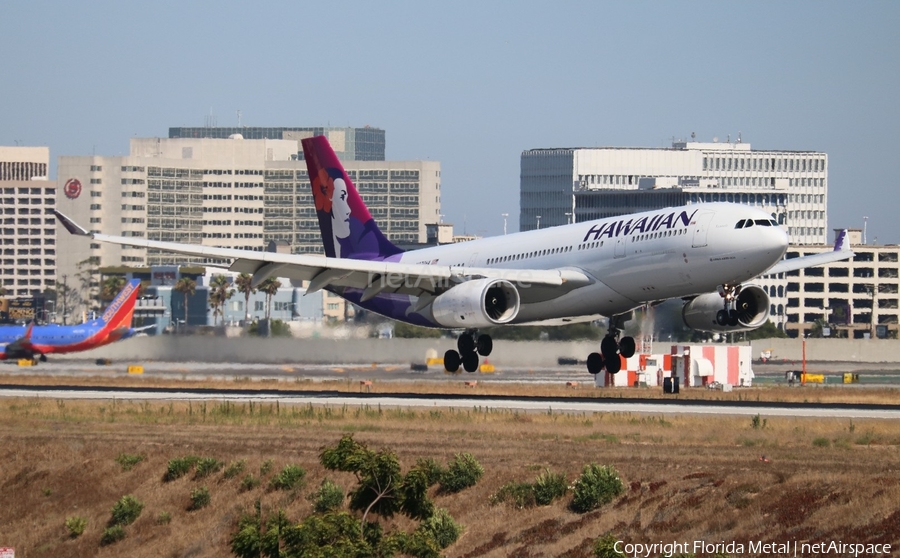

{"left": 682, "top": 285, "right": 770, "bottom": 333}
{"left": 431, "top": 278, "right": 521, "bottom": 328}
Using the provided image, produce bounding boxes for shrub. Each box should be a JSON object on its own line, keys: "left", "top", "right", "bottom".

{"left": 100, "top": 525, "right": 126, "bottom": 546}
{"left": 260, "top": 459, "right": 274, "bottom": 476}
{"left": 594, "top": 533, "right": 626, "bottom": 558}
{"left": 269, "top": 464, "right": 306, "bottom": 491}
{"left": 110, "top": 494, "right": 144, "bottom": 526}
{"left": 418, "top": 507, "right": 462, "bottom": 549}
{"left": 812, "top": 437, "right": 831, "bottom": 448}
{"left": 571, "top": 464, "right": 624, "bottom": 513}
{"left": 189, "top": 486, "right": 211, "bottom": 510}
{"left": 65, "top": 515, "right": 87, "bottom": 538}
{"left": 194, "top": 457, "right": 224, "bottom": 479}
{"left": 164, "top": 455, "right": 200, "bottom": 481}
{"left": 440, "top": 453, "right": 483, "bottom": 493}
{"left": 309, "top": 478, "right": 344, "bottom": 513}
{"left": 230, "top": 513, "right": 261, "bottom": 558}
{"left": 156, "top": 511, "right": 171, "bottom": 525}
{"left": 490, "top": 481, "right": 536, "bottom": 509}
{"left": 414, "top": 457, "right": 445, "bottom": 486}
{"left": 533, "top": 469, "right": 568, "bottom": 506}
{"left": 115, "top": 453, "right": 145, "bottom": 471}
{"left": 224, "top": 459, "right": 246, "bottom": 479}
{"left": 241, "top": 474, "right": 261, "bottom": 492}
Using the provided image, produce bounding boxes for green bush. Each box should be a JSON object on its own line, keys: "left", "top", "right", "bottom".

{"left": 439, "top": 453, "right": 483, "bottom": 493}
{"left": 110, "top": 494, "right": 144, "bottom": 526}
{"left": 164, "top": 455, "right": 200, "bottom": 481}
{"left": 533, "top": 469, "right": 568, "bottom": 506}
{"left": 194, "top": 457, "right": 224, "bottom": 479}
{"left": 414, "top": 457, "right": 445, "bottom": 486}
{"left": 65, "top": 515, "right": 87, "bottom": 538}
{"left": 259, "top": 459, "right": 274, "bottom": 476}
{"left": 418, "top": 507, "right": 462, "bottom": 549}
{"left": 812, "top": 437, "right": 831, "bottom": 448}
{"left": 594, "top": 533, "right": 626, "bottom": 558}
{"left": 490, "top": 481, "right": 536, "bottom": 509}
{"left": 310, "top": 478, "right": 344, "bottom": 513}
{"left": 269, "top": 464, "right": 306, "bottom": 491}
{"left": 571, "top": 464, "right": 624, "bottom": 513}
{"left": 230, "top": 513, "right": 261, "bottom": 558}
{"left": 223, "top": 459, "right": 246, "bottom": 479}
{"left": 156, "top": 511, "right": 171, "bottom": 525}
{"left": 100, "top": 525, "right": 126, "bottom": 546}
{"left": 115, "top": 453, "right": 145, "bottom": 471}
{"left": 189, "top": 486, "right": 211, "bottom": 510}
{"left": 241, "top": 474, "right": 261, "bottom": 492}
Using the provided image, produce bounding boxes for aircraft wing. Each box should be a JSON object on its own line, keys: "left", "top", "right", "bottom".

{"left": 764, "top": 229, "right": 854, "bottom": 276}
{"left": 55, "top": 210, "right": 592, "bottom": 302}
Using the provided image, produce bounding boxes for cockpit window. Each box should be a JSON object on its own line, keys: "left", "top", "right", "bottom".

{"left": 770, "top": 219, "right": 778, "bottom": 226}
{"left": 754, "top": 219, "right": 771, "bottom": 226}
{"left": 735, "top": 219, "right": 746, "bottom": 229}
{"left": 744, "top": 219, "right": 754, "bottom": 228}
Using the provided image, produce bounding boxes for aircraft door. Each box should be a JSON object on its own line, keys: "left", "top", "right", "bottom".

{"left": 614, "top": 238, "right": 626, "bottom": 258}
{"left": 467, "top": 252, "right": 479, "bottom": 267}
{"left": 691, "top": 211, "right": 714, "bottom": 248}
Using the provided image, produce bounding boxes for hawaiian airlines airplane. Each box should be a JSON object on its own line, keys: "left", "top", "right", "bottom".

{"left": 0, "top": 278, "right": 148, "bottom": 363}
{"left": 55, "top": 137, "right": 852, "bottom": 376}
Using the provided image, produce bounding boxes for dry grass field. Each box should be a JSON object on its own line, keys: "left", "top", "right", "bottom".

{"left": 1, "top": 391, "right": 900, "bottom": 557}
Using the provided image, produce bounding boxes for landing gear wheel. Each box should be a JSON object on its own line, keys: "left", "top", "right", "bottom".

{"left": 38, "top": 354, "right": 47, "bottom": 362}
{"left": 457, "top": 333, "right": 476, "bottom": 354}
{"left": 716, "top": 309, "right": 729, "bottom": 326}
{"left": 444, "top": 350, "right": 461, "bottom": 373}
{"left": 462, "top": 352, "right": 480, "bottom": 373}
{"left": 727, "top": 310, "right": 739, "bottom": 327}
{"left": 586, "top": 352, "right": 603, "bottom": 375}
{"left": 600, "top": 336, "right": 618, "bottom": 361}
{"left": 618, "top": 337, "right": 636, "bottom": 359}
{"left": 605, "top": 355, "right": 622, "bottom": 374}
{"left": 476, "top": 334, "right": 493, "bottom": 357}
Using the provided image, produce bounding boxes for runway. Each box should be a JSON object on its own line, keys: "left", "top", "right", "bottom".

{"left": 3, "top": 383, "right": 900, "bottom": 419}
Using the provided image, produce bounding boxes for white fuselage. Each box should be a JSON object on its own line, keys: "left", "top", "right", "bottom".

{"left": 395, "top": 203, "right": 788, "bottom": 324}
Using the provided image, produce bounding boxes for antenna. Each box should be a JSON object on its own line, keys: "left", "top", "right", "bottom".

{"left": 236, "top": 110, "right": 242, "bottom": 127}
{"left": 501, "top": 213, "right": 508, "bottom": 235}
{"left": 737, "top": 131, "right": 742, "bottom": 143}
{"left": 691, "top": 131, "right": 696, "bottom": 140}
{"left": 863, "top": 216, "right": 868, "bottom": 245}
{"left": 205, "top": 107, "right": 217, "bottom": 128}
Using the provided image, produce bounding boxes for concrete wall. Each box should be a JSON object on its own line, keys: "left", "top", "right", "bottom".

{"left": 749, "top": 338, "right": 900, "bottom": 363}
{"left": 83, "top": 336, "right": 599, "bottom": 367}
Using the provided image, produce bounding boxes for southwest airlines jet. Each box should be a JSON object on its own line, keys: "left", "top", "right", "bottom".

{"left": 0, "top": 279, "right": 146, "bottom": 363}
{"left": 55, "top": 136, "right": 852, "bottom": 376}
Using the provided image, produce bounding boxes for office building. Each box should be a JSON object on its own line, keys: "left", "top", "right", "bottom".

{"left": 521, "top": 139, "right": 828, "bottom": 245}
{"left": 56, "top": 135, "right": 440, "bottom": 308}
{"left": 169, "top": 126, "right": 385, "bottom": 161}
{"left": 0, "top": 146, "right": 56, "bottom": 297}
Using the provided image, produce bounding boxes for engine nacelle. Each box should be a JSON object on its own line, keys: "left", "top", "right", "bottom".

{"left": 431, "top": 278, "right": 521, "bottom": 328}
{"left": 682, "top": 285, "right": 770, "bottom": 333}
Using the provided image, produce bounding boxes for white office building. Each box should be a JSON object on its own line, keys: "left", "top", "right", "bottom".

{"left": 521, "top": 139, "right": 828, "bottom": 246}
{"left": 56, "top": 135, "right": 441, "bottom": 297}
{"left": 0, "top": 146, "right": 56, "bottom": 297}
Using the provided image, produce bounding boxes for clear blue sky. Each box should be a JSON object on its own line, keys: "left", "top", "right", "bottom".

{"left": 2, "top": 1, "right": 898, "bottom": 242}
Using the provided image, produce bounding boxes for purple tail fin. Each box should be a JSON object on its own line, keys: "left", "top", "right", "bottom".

{"left": 302, "top": 136, "right": 403, "bottom": 260}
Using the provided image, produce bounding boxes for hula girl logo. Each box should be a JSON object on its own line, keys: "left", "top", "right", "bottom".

{"left": 312, "top": 167, "right": 352, "bottom": 257}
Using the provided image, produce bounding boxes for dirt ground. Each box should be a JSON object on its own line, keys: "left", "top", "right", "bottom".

{"left": 1, "top": 394, "right": 899, "bottom": 557}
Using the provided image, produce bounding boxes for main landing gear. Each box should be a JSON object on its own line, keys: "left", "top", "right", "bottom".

{"left": 715, "top": 284, "right": 742, "bottom": 327}
{"left": 586, "top": 314, "right": 635, "bottom": 376}
{"left": 444, "top": 329, "right": 493, "bottom": 373}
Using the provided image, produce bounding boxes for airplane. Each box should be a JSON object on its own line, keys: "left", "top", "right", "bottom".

{"left": 0, "top": 278, "right": 149, "bottom": 363}
{"left": 54, "top": 136, "right": 853, "bottom": 375}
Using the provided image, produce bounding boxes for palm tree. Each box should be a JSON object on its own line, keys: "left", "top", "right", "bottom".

{"left": 258, "top": 277, "right": 282, "bottom": 321}
{"left": 234, "top": 273, "right": 256, "bottom": 324}
{"left": 100, "top": 275, "right": 126, "bottom": 305}
{"left": 173, "top": 277, "right": 196, "bottom": 328}
{"left": 208, "top": 275, "right": 234, "bottom": 326}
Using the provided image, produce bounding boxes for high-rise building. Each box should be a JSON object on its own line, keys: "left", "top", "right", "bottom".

{"left": 521, "top": 140, "right": 828, "bottom": 246}
{"left": 169, "top": 126, "right": 386, "bottom": 161}
{"left": 56, "top": 135, "right": 440, "bottom": 303}
{"left": 0, "top": 146, "right": 56, "bottom": 297}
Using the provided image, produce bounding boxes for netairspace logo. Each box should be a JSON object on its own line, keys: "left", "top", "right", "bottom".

{"left": 614, "top": 539, "right": 893, "bottom": 557}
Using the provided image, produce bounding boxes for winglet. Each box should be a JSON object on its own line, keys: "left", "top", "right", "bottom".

{"left": 834, "top": 229, "right": 850, "bottom": 252}
{"left": 53, "top": 210, "right": 92, "bottom": 236}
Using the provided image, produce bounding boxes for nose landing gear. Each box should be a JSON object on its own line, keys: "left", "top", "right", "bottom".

{"left": 444, "top": 329, "right": 493, "bottom": 373}
{"left": 715, "top": 284, "right": 743, "bottom": 327}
